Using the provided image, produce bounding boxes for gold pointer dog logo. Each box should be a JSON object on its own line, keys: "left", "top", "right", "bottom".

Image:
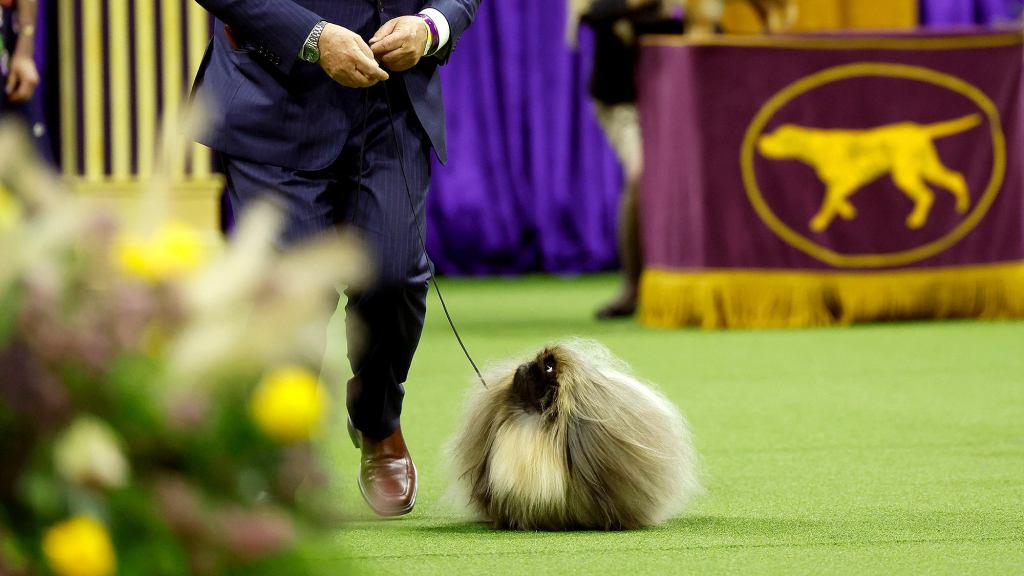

{"left": 758, "top": 114, "right": 981, "bottom": 232}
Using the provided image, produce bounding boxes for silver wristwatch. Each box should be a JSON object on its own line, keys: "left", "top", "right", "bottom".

{"left": 300, "top": 20, "right": 328, "bottom": 64}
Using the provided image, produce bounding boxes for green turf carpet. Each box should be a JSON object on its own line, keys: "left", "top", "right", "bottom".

{"left": 313, "top": 275, "right": 1023, "bottom": 575}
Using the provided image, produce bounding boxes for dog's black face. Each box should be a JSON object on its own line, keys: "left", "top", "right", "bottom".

{"left": 511, "top": 349, "right": 560, "bottom": 414}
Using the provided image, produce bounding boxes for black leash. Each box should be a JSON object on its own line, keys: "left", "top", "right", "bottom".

{"left": 354, "top": 82, "right": 488, "bottom": 388}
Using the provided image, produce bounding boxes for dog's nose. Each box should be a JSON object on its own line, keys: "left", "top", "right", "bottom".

{"left": 513, "top": 363, "right": 539, "bottom": 405}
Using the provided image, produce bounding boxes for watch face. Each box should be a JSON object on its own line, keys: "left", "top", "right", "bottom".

{"left": 303, "top": 46, "right": 320, "bottom": 63}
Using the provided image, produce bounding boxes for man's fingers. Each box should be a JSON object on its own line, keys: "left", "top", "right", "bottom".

{"left": 11, "top": 82, "right": 33, "bottom": 103}
{"left": 354, "top": 37, "right": 376, "bottom": 62}
{"left": 5, "top": 72, "right": 16, "bottom": 95}
{"left": 357, "top": 60, "right": 389, "bottom": 82}
{"left": 371, "top": 34, "right": 404, "bottom": 58}
{"left": 350, "top": 48, "right": 389, "bottom": 81}
{"left": 383, "top": 55, "right": 417, "bottom": 73}
{"left": 369, "top": 19, "right": 398, "bottom": 45}
{"left": 353, "top": 48, "right": 378, "bottom": 70}
{"left": 348, "top": 69, "right": 375, "bottom": 88}
{"left": 336, "top": 65, "right": 375, "bottom": 88}
{"left": 381, "top": 51, "right": 408, "bottom": 69}
{"left": 318, "top": 23, "right": 390, "bottom": 86}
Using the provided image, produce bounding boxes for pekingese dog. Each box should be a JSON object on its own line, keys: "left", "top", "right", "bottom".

{"left": 447, "top": 339, "right": 700, "bottom": 530}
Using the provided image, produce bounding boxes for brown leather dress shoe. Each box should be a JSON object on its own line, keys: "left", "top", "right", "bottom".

{"left": 348, "top": 419, "right": 417, "bottom": 517}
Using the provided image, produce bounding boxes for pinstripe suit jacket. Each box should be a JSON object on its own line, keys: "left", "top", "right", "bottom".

{"left": 192, "top": 0, "right": 480, "bottom": 170}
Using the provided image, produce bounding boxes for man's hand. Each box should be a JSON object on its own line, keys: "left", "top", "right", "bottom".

{"left": 318, "top": 23, "right": 389, "bottom": 88}
{"left": 369, "top": 16, "right": 429, "bottom": 72}
{"left": 5, "top": 55, "right": 39, "bottom": 104}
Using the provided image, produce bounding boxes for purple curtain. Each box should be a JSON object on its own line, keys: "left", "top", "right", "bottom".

{"left": 1, "top": 0, "right": 55, "bottom": 165}
{"left": 919, "top": 0, "right": 1020, "bottom": 24}
{"left": 426, "top": 0, "right": 623, "bottom": 275}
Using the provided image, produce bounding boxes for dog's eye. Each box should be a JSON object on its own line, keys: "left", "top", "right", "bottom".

{"left": 544, "top": 359, "right": 555, "bottom": 374}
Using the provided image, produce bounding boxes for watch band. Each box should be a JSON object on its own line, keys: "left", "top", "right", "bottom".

{"left": 301, "top": 20, "right": 327, "bottom": 63}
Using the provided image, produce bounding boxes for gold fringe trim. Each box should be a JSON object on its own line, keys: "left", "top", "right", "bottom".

{"left": 639, "top": 263, "right": 1024, "bottom": 329}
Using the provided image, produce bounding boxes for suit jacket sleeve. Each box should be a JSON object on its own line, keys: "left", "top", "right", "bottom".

{"left": 195, "top": 0, "right": 321, "bottom": 75}
{"left": 424, "top": 0, "right": 481, "bottom": 63}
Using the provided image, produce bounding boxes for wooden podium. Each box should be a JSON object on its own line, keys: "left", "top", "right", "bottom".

{"left": 635, "top": 31, "right": 1024, "bottom": 328}
{"left": 723, "top": 0, "right": 918, "bottom": 33}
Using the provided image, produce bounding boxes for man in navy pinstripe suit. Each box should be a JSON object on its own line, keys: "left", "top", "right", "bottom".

{"left": 192, "top": 0, "right": 480, "bottom": 517}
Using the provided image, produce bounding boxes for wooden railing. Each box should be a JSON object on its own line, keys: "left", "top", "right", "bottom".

{"left": 57, "top": 0, "right": 222, "bottom": 232}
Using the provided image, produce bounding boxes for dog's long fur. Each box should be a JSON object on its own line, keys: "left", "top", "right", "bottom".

{"left": 447, "top": 339, "right": 700, "bottom": 530}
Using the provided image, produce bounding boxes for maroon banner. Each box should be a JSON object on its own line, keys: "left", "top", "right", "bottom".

{"left": 638, "top": 30, "right": 1022, "bottom": 271}
{"left": 635, "top": 31, "right": 1024, "bottom": 327}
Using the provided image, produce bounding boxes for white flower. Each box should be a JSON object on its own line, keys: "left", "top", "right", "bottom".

{"left": 168, "top": 202, "right": 372, "bottom": 382}
{"left": 53, "top": 417, "right": 131, "bottom": 489}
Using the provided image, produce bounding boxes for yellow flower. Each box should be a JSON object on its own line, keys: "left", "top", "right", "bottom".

{"left": 0, "top": 183, "right": 22, "bottom": 230}
{"left": 115, "top": 221, "right": 207, "bottom": 282}
{"left": 42, "top": 516, "right": 116, "bottom": 576}
{"left": 250, "top": 366, "right": 327, "bottom": 443}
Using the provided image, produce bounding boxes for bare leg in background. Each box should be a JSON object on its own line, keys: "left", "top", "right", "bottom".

{"left": 595, "top": 102, "right": 643, "bottom": 319}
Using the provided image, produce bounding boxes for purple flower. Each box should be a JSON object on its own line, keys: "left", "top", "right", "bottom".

{"left": 214, "top": 506, "right": 295, "bottom": 561}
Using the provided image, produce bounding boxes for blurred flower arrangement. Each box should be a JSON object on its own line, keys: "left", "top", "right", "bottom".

{"left": 0, "top": 118, "right": 369, "bottom": 575}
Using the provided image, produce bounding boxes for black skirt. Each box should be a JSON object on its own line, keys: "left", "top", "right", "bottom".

{"left": 583, "top": 1, "right": 684, "bottom": 105}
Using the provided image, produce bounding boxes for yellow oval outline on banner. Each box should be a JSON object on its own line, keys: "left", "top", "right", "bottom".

{"left": 740, "top": 62, "right": 1006, "bottom": 268}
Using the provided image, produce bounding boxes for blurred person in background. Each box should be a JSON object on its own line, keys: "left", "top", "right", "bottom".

{"left": 0, "top": 0, "right": 39, "bottom": 110}
{"left": 579, "top": 0, "right": 683, "bottom": 319}
{"left": 192, "top": 0, "right": 479, "bottom": 518}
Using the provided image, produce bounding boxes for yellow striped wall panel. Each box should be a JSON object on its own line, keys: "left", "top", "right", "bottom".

{"left": 58, "top": 0, "right": 223, "bottom": 234}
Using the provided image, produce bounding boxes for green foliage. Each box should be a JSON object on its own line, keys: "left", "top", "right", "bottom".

{"left": 17, "top": 470, "right": 64, "bottom": 522}
{"left": 106, "top": 487, "right": 191, "bottom": 576}
{"left": 105, "top": 354, "right": 169, "bottom": 451}
{"left": 0, "top": 530, "right": 29, "bottom": 573}
{"left": 0, "top": 283, "right": 23, "bottom": 347}
{"left": 0, "top": 136, "right": 355, "bottom": 575}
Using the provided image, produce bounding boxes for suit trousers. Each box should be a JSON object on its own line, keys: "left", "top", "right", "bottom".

{"left": 222, "top": 78, "right": 431, "bottom": 440}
